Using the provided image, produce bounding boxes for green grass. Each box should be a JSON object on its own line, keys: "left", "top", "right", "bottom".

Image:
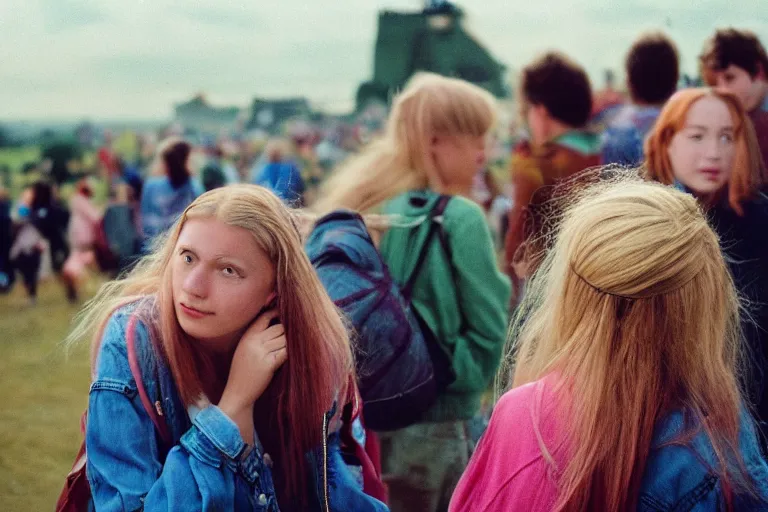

{"left": 0, "top": 277, "right": 100, "bottom": 511}
{"left": 0, "top": 146, "right": 40, "bottom": 172}
{"left": 0, "top": 146, "right": 42, "bottom": 198}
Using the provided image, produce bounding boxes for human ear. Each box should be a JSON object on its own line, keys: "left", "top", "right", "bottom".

{"left": 756, "top": 63, "right": 767, "bottom": 81}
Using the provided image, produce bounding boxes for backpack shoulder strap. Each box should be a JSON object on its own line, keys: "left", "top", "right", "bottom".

{"left": 126, "top": 314, "right": 172, "bottom": 446}
{"left": 401, "top": 195, "right": 452, "bottom": 300}
{"left": 431, "top": 195, "right": 453, "bottom": 260}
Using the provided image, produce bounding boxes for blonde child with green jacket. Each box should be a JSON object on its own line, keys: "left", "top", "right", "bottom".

{"left": 314, "top": 73, "right": 510, "bottom": 512}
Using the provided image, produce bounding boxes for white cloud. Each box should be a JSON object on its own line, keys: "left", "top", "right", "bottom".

{"left": 0, "top": 0, "right": 766, "bottom": 119}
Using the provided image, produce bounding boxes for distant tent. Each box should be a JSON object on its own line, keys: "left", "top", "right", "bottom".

{"left": 245, "top": 98, "right": 312, "bottom": 132}
{"left": 356, "top": 2, "right": 508, "bottom": 110}
{"left": 173, "top": 94, "right": 242, "bottom": 135}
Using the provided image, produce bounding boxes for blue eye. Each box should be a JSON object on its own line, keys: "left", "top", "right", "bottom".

{"left": 181, "top": 252, "right": 193, "bottom": 264}
{"left": 720, "top": 133, "right": 734, "bottom": 144}
{"left": 689, "top": 134, "right": 704, "bottom": 141}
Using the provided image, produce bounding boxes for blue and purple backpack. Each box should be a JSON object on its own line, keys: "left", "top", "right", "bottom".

{"left": 306, "top": 198, "right": 455, "bottom": 431}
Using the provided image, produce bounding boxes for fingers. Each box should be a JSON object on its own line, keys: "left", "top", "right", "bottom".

{"left": 271, "top": 346, "right": 288, "bottom": 368}
{"left": 262, "top": 333, "right": 286, "bottom": 353}
{"left": 260, "top": 323, "right": 284, "bottom": 340}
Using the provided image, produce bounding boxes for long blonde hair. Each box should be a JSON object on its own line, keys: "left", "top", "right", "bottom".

{"left": 312, "top": 72, "right": 496, "bottom": 214}
{"left": 503, "top": 173, "right": 753, "bottom": 511}
{"left": 67, "top": 184, "right": 353, "bottom": 505}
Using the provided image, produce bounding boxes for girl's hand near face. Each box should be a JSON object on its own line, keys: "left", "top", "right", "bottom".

{"left": 218, "top": 308, "right": 287, "bottom": 445}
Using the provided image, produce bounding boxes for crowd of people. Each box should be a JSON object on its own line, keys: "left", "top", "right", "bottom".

{"left": 23, "top": 25, "right": 768, "bottom": 512}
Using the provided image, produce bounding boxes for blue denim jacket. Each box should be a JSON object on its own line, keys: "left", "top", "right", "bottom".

{"left": 86, "top": 304, "right": 389, "bottom": 512}
{"left": 639, "top": 410, "right": 768, "bottom": 511}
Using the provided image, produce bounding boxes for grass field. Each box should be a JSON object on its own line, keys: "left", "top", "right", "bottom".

{"left": 0, "top": 277, "right": 99, "bottom": 511}
{"left": 0, "top": 146, "right": 42, "bottom": 197}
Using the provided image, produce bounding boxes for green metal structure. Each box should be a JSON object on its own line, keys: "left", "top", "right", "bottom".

{"left": 356, "top": 2, "right": 508, "bottom": 110}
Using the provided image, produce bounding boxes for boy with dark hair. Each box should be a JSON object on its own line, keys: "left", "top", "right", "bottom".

{"left": 602, "top": 32, "right": 679, "bottom": 166}
{"left": 505, "top": 52, "right": 600, "bottom": 296}
{"left": 700, "top": 28, "right": 768, "bottom": 167}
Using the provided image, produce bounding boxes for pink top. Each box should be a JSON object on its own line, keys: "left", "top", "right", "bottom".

{"left": 68, "top": 193, "right": 101, "bottom": 250}
{"left": 450, "top": 375, "right": 566, "bottom": 512}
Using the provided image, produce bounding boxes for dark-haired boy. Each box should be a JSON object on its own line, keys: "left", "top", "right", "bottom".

{"left": 505, "top": 52, "right": 600, "bottom": 291}
{"left": 701, "top": 28, "right": 768, "bottom": 167}
{"left": 602, "top": 32, "right": 679, "bottom": 166}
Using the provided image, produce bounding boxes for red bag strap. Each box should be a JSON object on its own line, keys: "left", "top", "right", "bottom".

{"left": 340, "top": 379, "right": 388, "bottom": 502}
{"left": 126, "top": 314, "right": 172, "bottom": 446}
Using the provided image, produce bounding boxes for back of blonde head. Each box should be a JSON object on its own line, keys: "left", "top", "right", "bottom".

{"left": 313, "top": 72, "right": 496, "bottom": 214}
{"left": 504, "top": 172, "right": 751, "bottom": 511}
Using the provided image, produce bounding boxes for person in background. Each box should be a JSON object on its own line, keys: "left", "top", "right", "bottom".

{"left": 102, "top": 183, "right": 141, "bottom": 276}
{"left": 589, "top": 70, "right": 626, "bottom": 128}
{"left": 601, "top": 32, "right": 679, "bottom": 166}
{"left": 645, "top": 87, "right": 768, "bottom": 445}
{"left": 0, "top": 187, "right": 14, "bottom": 293}
{"left": 140, "top": 137, "right": 203, "bottom": 248}
{"left": 315, "top": 72, "right": 511, "bottom": 512}
{"left": 62, "top": 179, "right": 101, "bottom": 303}
{"left": 252, "top": 139, "right": 305, "bottom": 207}
{"left": 470, "top": 166, "right": 503, "bottom": 214}
{"left": 295, "top": 135, "right": 325, "bottom": 205}
{"left": 200, "top": 141, "right": 240, "bottom": 185}
{"left": 201, "top": 160, "right": 228, "bottom": 192}
{"left": 116, "top": 156, "right": 144, "bottom": 204}
{"left": 450, "top": 177, "right": 768, "bottom": 511}
{"left": 27, "top": 180, "right": 73, "bottom": 300}
{"left": 700, "top": 28, "right": 768, "bottom": 168}
{"left": 504, "top": 52, "right": 600, "bottom": 298}
{"left": 98, "top": 130, "right": 121, "bottom": 196}
{"left": 9, "top": 203, "right": 45, "bottom": 305}
{"left": 29, "top": 180, "right": 69, "bottom": 278}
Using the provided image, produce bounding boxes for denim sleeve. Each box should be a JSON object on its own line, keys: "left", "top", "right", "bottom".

{"left": 86, "top": 314, "right": 270, "bottom": 511}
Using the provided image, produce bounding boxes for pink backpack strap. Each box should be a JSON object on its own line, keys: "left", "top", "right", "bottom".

{"left": 340, "top": 378, "right": 388, "bottom": 502}
{"left": 126, "top": 314, "right": 172, "bottom": 446}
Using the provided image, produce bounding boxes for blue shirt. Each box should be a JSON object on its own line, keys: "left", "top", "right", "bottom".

{"left": 252, "top": 161, "right": 305, "bottom": 206}
{"left": 140, "top": 176, "right": 203, "bottom": 244}
{"left": 86, "top": 302, "right": 388, "bottom": 512}
{"left": 601, "top": 105, "right": 662, "bottom": 167}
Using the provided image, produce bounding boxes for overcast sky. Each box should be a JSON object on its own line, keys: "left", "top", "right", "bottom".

{"left": 1, "top": 0, "right": 766, "bottom": 120}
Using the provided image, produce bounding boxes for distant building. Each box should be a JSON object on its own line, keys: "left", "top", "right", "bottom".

{"left": 244, "top": 97, "right": 313, "bottom": 132}
{"left": 75, "top": 121, "right": 97, "bottom": 148}
{"left": 356, "top": 1, "right": 508, "bottom": 111}
{"left": 174, "top": 94, "right": 243, "bottom": 135}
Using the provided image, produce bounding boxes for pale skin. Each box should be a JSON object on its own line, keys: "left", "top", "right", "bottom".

{"left": 525, "top": 103, "right": 574, "bottom": 147}
{"left": 364, "top": 133, "right": 488, "bottom": 246}
{"left": 667, "top": 96, "right": 736, "bottom": 199}
{"left": 218, "top": 311, "right": 287, "bottom": 445}
{"left": 712, "top": 64, "right": 768, "bottom": 113}
{"left": 429, "top": 133, "right": 488, "bottom": 196}
{"left": 171, "top": 217, "right": 287, "bottom": 445}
